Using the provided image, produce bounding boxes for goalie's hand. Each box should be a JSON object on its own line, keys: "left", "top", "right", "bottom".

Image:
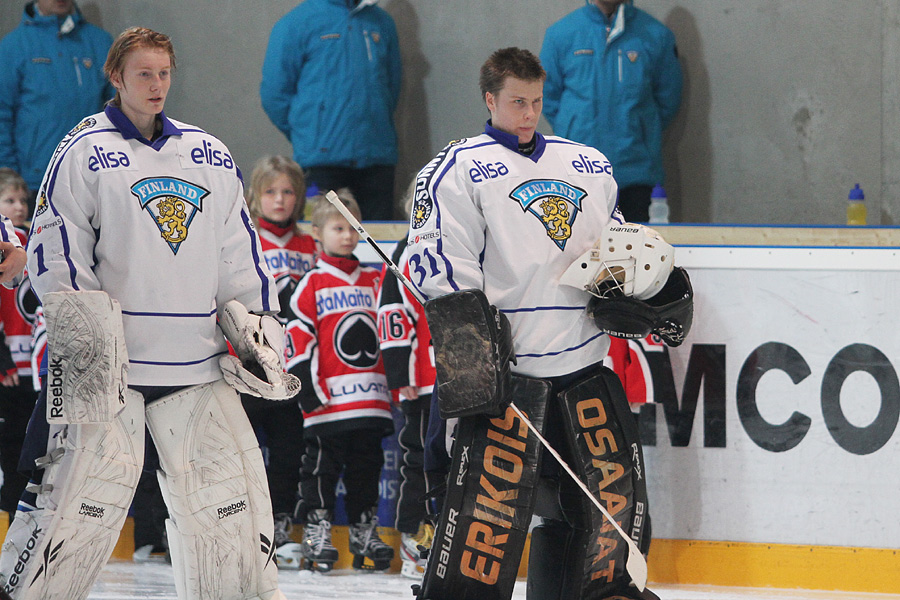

{"left": 0, "top": 242, "right": 26, "bottom": 287}
{"left": 219, "top": 354, "right": 300, "bottom": 400}
{"left": 218, "top": 300, "right": 301, "bottom": 400}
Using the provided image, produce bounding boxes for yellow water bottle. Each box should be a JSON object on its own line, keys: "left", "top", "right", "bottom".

{"left": 846, "top": 183, "right": 866, "bottom": 225}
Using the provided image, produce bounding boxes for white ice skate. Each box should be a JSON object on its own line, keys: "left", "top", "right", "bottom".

{"left": 400, "top": 521, "right": 434, "bottom": 580}
{"left": 273, "top": 513, "right": 303, "bottom": 570}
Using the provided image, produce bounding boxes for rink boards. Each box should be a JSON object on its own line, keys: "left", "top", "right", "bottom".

{"left": 638, "top": 242, "right": 900, "bottom": 594}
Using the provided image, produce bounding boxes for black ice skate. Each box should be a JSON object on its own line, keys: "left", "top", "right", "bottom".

{"left": 300, "top": 509, "right": 339, "bottom": 572}
{"left": 349, "top": 508, "right": 394, "bottom": 571}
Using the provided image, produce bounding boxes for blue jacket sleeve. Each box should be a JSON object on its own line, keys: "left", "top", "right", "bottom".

{"left": 260, "top": 16, "right": 304, "bottom": 139}
{"left": 653, "top": 29, "right": 683, "bottom": 130}
{"left": 539, "top": 28, "right": 563, "bottom": 129}
{"left": 0, "top": 36, "right": 22, "bottom": 173}
{"left": 385, "top": 16, "right": 402, "bottom": 111}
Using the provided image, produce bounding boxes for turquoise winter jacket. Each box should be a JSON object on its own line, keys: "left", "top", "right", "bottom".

{"left": 0, "top": 3, "right": 113, "bottom": 190}
{"left": 540, "top": 1, "right": 682, "bottom": 189}
{"left": 260, "top": 0, "right": 402, "bottom": 170}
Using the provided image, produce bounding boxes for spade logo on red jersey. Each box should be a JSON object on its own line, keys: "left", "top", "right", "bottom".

{"left": 333, "top": 311, "right": 380, "bottom": 369}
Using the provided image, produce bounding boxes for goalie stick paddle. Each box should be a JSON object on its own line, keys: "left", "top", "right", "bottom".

{"left": 323, "top": 190, "right": 648, "bottom": 591}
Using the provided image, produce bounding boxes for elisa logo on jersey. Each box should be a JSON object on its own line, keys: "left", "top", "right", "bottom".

{"left": 570, "top": 153, "right": 612, "bottom": 176}
{"left": 191, "top": 140, "right": 234, "bottom": 170}
{"left": 88, "top": 145, "right": 132, "bottom": 172}
{"left": 333, "top": 311, "right": 380, "bottom": 369}
{"left": 130, "top": 177, "right": 210, "bottom": 255}
{"left": 468, "top": 159, "right": 509, "bottom": 183}
{"left": 509, "top": 179, "right": 587, "bottom": 250}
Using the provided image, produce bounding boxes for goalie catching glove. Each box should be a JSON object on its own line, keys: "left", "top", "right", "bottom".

{"left": 218, "top": 300, "right": 300, "bottom": 400}
{"left": 560, "top": 222, "right": 693, "bottom": 347}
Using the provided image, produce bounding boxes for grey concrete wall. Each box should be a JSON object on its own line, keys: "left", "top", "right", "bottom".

{"left": 1, "top": 0, "right": 896, "bottom": 224}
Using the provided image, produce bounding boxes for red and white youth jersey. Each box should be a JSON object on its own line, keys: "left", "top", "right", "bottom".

{"left": 256, "top": 218, "right": 318, "bottom": 297}
{"left": 0, "top": 228, "right": 37, "bottom": 377}
{"left": 604, "top": 334, "right": 668, "bottom": 406}
{"left": 376, "top": 239, "right": 435, "bottom": 400}
{"left": 285, "top": 253, "right": 392, "bottom": 435}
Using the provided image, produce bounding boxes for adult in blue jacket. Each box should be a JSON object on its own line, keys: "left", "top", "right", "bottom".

{"left": 541, "top": 0, "right": 682, "bottom": 222}
{"left": 260, "top": 0, "right": 402, "bottom": 220}
{"left": 0, "top": 0, "right": 113, "bottom": 199}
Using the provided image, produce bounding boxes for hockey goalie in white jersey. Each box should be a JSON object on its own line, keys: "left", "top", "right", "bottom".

{"left": 407, "top": 48, "right": 692, "bottom": 600}
{"left": 0, "top": 28, "right": 297, "bottom": 600}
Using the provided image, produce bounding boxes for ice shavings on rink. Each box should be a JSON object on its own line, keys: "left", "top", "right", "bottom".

{"left": 87, "top": 560, "right": 900, "bottom": 600}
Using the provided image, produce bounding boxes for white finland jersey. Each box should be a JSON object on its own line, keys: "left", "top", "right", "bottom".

{"left": 27, "top": 106, "right": 277, "bottom": 386}
{"left": 407, "top": 124, "right": 624, "bottom": 378}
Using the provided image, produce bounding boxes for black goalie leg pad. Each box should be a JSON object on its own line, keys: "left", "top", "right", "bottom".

{"left": 425, "top": 289, "right": 514, "bottom": 418}
{"left": 554, "top": 366, "right": 652, "bottom": 598}
{"left": 415, "top": 376, "right": 550, "bottom": 600}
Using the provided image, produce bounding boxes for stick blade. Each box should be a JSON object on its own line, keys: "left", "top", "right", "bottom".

{"left": 626, "top": 541, "right": 648, "bottom": 591}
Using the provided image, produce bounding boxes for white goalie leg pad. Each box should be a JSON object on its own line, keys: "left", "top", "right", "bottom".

{"left": 0, "top": 390, "right": 144, "bottom": 600}
{"left": 43, "top": 291, "right": 129, "bottom": 424}
{"left": 146, "top": 380, "right": 284, "bottom": 600}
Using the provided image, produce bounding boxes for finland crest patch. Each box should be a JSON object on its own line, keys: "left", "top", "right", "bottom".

{"left": 509, "top": 179, "right": 587, "bottom": 250}
{"left": 130, "top": 177, "right": 209, "bottom": 254}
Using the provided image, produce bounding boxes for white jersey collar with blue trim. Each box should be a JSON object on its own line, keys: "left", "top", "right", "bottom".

{"left": 104, "top": 104, "right": 183, "bottom": 148}
{"left": 484, "top": 120, "right": 547, "bottom": 161}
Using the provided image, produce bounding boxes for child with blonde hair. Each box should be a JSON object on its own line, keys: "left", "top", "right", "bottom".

{"left": 242, "top": 155, "right": 317, "bottom": 568}
{"left": 246, "top": 155, "right": 319, "bottom": 319}
{"left": 284, "top": 189, "right": 395, "bottom": 572}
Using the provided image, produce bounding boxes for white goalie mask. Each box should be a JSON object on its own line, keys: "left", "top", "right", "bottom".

{"left": 560, "top": 222, "right": 674, "bottom": 300}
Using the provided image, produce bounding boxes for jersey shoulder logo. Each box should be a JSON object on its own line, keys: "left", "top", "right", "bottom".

{"left": 411, "top": 139, "right": 466, "bottom": 230}
{"left": 130, "top": 177, "right": 210, "bottom": 255}
{"left": 509, "top": 179, "right": 587, "bottom": 251}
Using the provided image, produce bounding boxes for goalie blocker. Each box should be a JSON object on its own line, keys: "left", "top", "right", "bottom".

{"left": 424, "top": 289, "right": 516, "bottom": 419}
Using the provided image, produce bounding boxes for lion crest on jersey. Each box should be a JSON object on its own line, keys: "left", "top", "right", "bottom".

{"left": 130, "top": 177, "right": 210, "bottom": 254}
{"left": 509, "top": 179, "right": 587, "bottom": 250}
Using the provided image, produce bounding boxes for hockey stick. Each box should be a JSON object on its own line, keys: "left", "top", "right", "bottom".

{"left": 324, "top": 190, "right": 648, "bottom": 591}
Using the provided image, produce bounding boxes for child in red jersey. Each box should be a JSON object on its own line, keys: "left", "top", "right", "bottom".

{"left": 246, "top": 155, "right": 319, "bottom": 322}
{"left": 285, "top": 190, "right": 395, "bottom": 572}
{"left": 240, "top": 155, "right": 316, "bottom": 567}
{"left": 0, "top": 169, "right": 38, "bottom": 524}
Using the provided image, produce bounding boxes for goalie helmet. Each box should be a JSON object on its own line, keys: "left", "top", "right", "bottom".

{"left": 559, "top": 222, "right": 674, "bottom": 301}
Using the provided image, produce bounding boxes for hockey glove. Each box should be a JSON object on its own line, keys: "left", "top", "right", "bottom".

{"left": 218, "top": 300, "right": 301, "bottom": 400}
{"left": 589, "top": 266, "right": 693, "bottom": 348}
{"left": 425, "top": 289, "right": 515, "bottom": 418}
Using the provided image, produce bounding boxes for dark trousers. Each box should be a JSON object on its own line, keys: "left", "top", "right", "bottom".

{"left": 617, "top": 184, "right": 653, "bottom": 223}
{"left": 241, "top": 395, "right": 305, "bottom": 516}
{"left": 0, "top": 381, "right": 38, "bottom": 516}
{"left": 306, "top": 165, "right": 396, "bottom": 220}
{"left": 132, "top": 431, "right": 168, "bottom": 549}
{"left": 395, "top": 397, "right": 430, "bottom": 534}
{"left": 299, "top": 427, "right": 384, "bottom": 524}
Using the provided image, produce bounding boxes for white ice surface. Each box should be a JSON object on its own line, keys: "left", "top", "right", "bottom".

{"left": 86, "top": 560, "right": 900, "bottom": 600}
